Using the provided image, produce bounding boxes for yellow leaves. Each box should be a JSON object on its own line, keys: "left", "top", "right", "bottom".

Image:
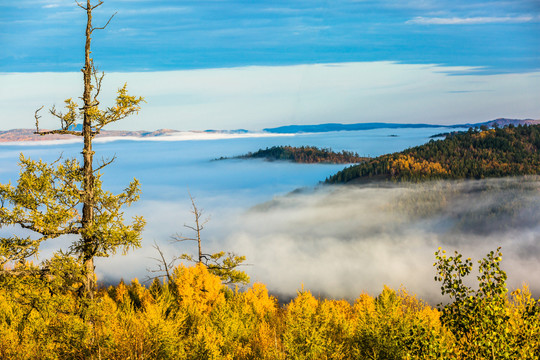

{"left": 114, "top": 281, "right": 129, "bottom": 304}
{"left": 173, "top": 263, "right": 225, "bottom": 314}
{"left": 244, "top": 282, "right": 277, "bottom": 318}
{"left": 100, "top": 84, "right": 144, "bottom": 127}
{"left": 390, "top": 154, "right": 448, "bottom": 179}
{"left": 1, "top": 265, "right": 537, "bottom": 359}
{"left": 48, "top": 84, "right": 143, "bottom": 133}
{"left": 354, "top": 292, "right": 376, "bottom": 317}
{"left": 286, "top": 288, "right": 319, "bottom": 319}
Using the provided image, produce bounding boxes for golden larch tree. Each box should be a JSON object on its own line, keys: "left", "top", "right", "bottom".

{"left": 0, "top": 0, "right": 144, "bottom": 298}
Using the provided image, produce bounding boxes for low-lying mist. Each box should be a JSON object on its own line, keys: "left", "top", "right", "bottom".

{"left": 211, "top": 176, "right": 540, "bottom": 304}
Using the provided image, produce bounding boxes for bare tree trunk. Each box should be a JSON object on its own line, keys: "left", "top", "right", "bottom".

{"left": 190, "top": 195, "right": 203, "bottom": 264}
{"left": 81, "top": 0, "right": 96, "bottom": 299}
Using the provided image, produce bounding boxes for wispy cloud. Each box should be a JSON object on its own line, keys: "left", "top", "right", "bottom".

{"left": 40, "top": 0, "right": 74, "bottom": 9}
{"left": 121, "top": 6, "right": 192, "bottom": 16}
{"left": 1, "top": 62, "right": 539, "bottom": 131}
{"left": 407, "top": 15, "right": 536, "bottom": 25}
{"left": 262, "top": 7, "right": 325, "bottom": 14}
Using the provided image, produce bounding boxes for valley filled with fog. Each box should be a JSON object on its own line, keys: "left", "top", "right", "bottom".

{"left": 1, "top": 127, "right": 538, "bottom": 303}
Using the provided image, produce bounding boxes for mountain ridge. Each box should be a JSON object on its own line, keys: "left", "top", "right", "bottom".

{"left": 1, "top": 118, "right": 538, "bottom": 142}
{"left": 263, "top": 118, "right": 540, "bottom": 134}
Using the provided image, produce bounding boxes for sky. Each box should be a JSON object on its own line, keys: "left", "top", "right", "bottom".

{"left": 0, "top": 0, "right": 539, "bottom": 130}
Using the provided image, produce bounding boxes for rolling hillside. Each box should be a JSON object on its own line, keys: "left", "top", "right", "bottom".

{"left": 326, "top": 124, "right": 540, "bottom": 183}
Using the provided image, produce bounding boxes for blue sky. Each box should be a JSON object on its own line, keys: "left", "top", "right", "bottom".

{"left": 1, "top": 0, "right": 539, "bottom": 73}
{"left": 0, "top": 0, "right": 539, "bottom": 130}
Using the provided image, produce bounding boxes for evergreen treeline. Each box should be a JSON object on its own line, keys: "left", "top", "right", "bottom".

{"left": 0, "top": 249, "right": 539, "bottom": 359}
{"left": 327, "top": 124, "right": 540, "bottom": 183}
{"left": 237, "top": 145, "right": 369, "bottom": 164}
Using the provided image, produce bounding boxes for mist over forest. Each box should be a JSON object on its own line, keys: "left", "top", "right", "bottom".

{"left": 2, "top": 133, "right": 538, "bottom": 305}
{"left": 211, "top": 176, "right": 540, "bottom": 303}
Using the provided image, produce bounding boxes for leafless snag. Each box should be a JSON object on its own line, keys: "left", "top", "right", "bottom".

{"left": 34, "top": 106, "right": 44, "bottom": 132}
{"left": 172, "top": 192, "right": 209, "bottom": 264}
{"left": 146, "top": 241, "right": 179, "bottom": 294}
{"left": 150, "top": 193, "right": 249, "bottom": 286}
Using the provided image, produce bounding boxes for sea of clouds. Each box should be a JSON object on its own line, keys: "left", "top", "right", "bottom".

{"left": 93, "top": 176, "right": 540, "bottom": 304}
{"left": 2, "top": 132, "right": 538, "bottom": 305}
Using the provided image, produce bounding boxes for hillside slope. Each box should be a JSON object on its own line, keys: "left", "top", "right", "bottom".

{"left": 326, "top": 124, "right": 540, "bottom": 183}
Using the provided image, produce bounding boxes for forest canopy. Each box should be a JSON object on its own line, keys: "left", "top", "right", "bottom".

{"left": 326, "top": 124, "right": 540, "bottom": 183}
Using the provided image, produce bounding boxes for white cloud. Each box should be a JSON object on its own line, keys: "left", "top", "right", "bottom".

{"left": 216, "top": 178, "right": 540, "bottom": 302}
{"left": 407, "top": 15, "right": 535, "bottom": 25}
{"left": 1, "top": 62, "right": 539, "bottom": 132}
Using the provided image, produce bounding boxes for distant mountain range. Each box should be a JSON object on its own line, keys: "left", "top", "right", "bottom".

{"left": 0, "top": 118, "right": 538, "bottom": 142}
{"left": 262, "top": 118, "right": 540, "bottom": 134}
{"left": 0, "top": 128, "right": 178, "bottom": 143}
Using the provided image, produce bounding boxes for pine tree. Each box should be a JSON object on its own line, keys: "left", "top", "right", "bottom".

{"left": 0, "top": 0, "right": 145, "bottom": 298}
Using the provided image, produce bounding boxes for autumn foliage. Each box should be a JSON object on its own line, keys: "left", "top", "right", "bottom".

{"left": 0, "top": 251, "right": 539, "bottom": 359}
{"left": 327, "top": 124, "right": 540, "bottom": 183}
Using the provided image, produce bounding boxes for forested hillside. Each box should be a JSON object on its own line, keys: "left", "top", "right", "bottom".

{"left": 232, "top": 145, "right": 369, "bottom": 164}
{"left": 327, "top": 124, "right": 540, "bottom": 183}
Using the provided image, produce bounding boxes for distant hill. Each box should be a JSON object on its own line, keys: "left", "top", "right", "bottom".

{"left": 0, "top": 128, "right": 178, "bottom": 142}
{"left": 326, "top": 124, "right": 540, "bottom": 184}
{"left": 1, "top": 118, "right": 538, "bottom": 142}
{"left": 264, "top": 118, "right": 540, "bottom": 134}
{"left": 220, "top": 145, "right": 369, "bottom": 164}
{"left": 468, "top": 118, "right": 540, "bottom": 128}
{"left": 263, "top": 122, "right": 446, "bottom": 133}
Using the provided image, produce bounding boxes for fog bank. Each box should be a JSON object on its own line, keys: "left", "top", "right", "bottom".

{"left": 213, "top": 177, "right": 540, "bottom": 303}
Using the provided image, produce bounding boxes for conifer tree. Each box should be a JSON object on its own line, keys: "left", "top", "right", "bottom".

{"left": 0, "top": 0, "right": 144, "bottom": 298}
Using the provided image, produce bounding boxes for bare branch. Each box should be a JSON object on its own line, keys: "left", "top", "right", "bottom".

{"left": 90, "top": 0, "right": 104, "bottom": 10}
{"left": 92, "top": 67, "right": 104, "bottom": 106}
{"left": 34, "top": 106, "right": 44, "bottom": 132}
{"left": 91, "top": 12, "right": 116, "bottom": 32}
{"left": 75, "top": 1, "right": 87, "bottom": 10}
{"left": 183, "top": 224, "right": 199, "bottom": 232}
{"left": 147, "top": 242, "right": 177, "bottom": 288}
{"left": 34, "top": 130, "right": 83, "bottom": 137}
{"left": 171, "top": 233, "right": 197, "bottom": 242}
{"left": 93, "top": 155, "right": 116, "bottom": 173}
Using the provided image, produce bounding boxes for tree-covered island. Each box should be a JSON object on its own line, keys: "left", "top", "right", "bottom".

{"left": 220, "top": 145, "right": 369, "bottom": 164}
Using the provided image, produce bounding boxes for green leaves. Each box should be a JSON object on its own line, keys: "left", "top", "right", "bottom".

{"left": 42, "top": 84, "right": 144, "bottom": 136}
{"left": 0, "top": 154, "right": 144, "bottom": 266}
{"left": 206, "top": 252, "right": 250, "bottom": 285}
{"left": 434, "top": 247, "right": 519, "bottom": 359}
